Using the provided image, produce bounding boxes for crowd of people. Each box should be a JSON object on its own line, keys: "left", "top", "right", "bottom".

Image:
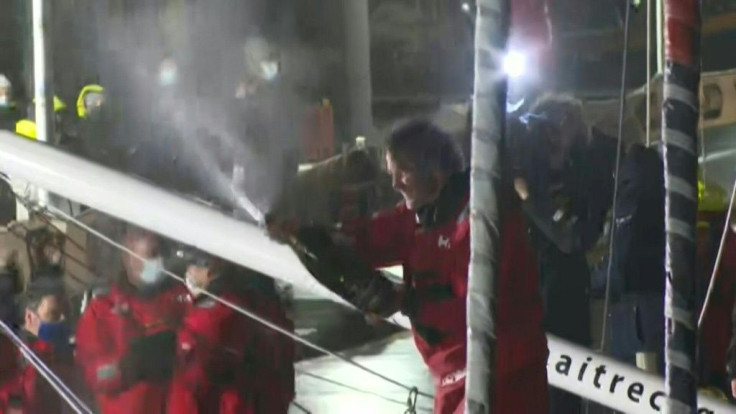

{"left": 0, "top": 226, "right": 294, "bottom": 413}
{"left": 270, "top": 94, "right": 736, "bottom": 413}
{"left": 1, "top": 66, "right": 736, "bottom": 413}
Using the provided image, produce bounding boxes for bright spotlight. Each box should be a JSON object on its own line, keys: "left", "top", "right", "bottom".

{"left": 503, "top": 51, "right": 526, "bottom": 79}
{"left": 461, "top": 2, "right": 471, "bottom": 13}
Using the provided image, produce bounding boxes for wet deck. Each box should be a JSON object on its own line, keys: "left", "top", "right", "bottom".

{"left": 289, "top": 299, "right": 434, "bottom": 413}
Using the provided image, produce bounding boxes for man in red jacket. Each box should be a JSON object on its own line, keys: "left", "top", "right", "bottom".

{"left": 167, "top": 247, "right": 256, "bottom": 414}
{"left": 76, "top": 226, "right": 188, "bottom": 414}
{"left": 0, "top": 277, "right": 74, "bottom": 414}
{"left": 270, "top": 120, "right": 548, "bottom": 413}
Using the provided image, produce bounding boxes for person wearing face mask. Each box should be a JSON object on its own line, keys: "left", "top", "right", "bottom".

{"left": 268, "top": 119, "right": 548, "bottom": 413}
{"left": 167, "top": 247, "right": 258, "bottom": 414}
{"left": 0, "top": 277, "right": 74, "bottom": 414}
{"left": 75, "top": 226, "right": 188, "bottom": 414}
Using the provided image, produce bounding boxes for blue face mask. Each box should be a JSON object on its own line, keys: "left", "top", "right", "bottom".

{"left": 38, "top": 321, "right": 71, "bottom": 350}
{"left": 140, "top": 257, "right": 165, "bottom": 285}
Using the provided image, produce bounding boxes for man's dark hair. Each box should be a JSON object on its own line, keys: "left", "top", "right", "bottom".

{"left": 21, "top": 277, "right": 65, "bottom": 313}
{"left": 386, "top": 119, "right": 464, "bottom": 176}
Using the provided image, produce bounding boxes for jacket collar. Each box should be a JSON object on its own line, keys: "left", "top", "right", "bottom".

{"left": 415, "top": 169, "right": 470, "bottom": 230}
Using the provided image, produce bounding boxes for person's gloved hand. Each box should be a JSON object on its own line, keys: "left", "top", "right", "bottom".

{"left": 123, "top": 331, "right": 177, "bottom": 382}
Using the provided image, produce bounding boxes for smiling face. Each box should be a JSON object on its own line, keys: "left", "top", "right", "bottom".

{"left": 385, "top": 151, "right": 444, "bottom": 211}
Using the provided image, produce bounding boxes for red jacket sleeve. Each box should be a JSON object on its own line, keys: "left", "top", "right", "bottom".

{"left": 0, "top": 335, "right": 18, "bottom": 384}
{"left": 343, "top": 204, "right": 415, "bottom": 268}
{"left": 173, "top": 300, "right": 249, "bottom": 398}
{"left": 24, "top": 342, "right": 64, "bottom": 414}
{"left": 75, "top": 299, "right": 128, "bottom": 394}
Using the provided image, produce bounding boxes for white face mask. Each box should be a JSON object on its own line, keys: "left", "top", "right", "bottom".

{"left": 139, "top": 257, "right": 165, "bottom": 285}
{"left": 260, "top": 61, "right": 279, "bottom": 81}
{"left": 159, "top": 69, "right": 178, "bottom": 87}
{"left": 185, "top": 272, "right": 204, "bottom": 297}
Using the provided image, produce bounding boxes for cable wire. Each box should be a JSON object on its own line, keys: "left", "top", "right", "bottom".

{"left": 600, "top": 0, "right": 633, "bottom": 351}
{"left": 645, "top": 0, "right": 651, "bottom": 147}
{"left": 291, "top": 401, "right": 312, "bottom": 414}
{"left": 31, "top": 200, "right": 434, "bottom": 401}
{"left": 0, "top": 320, "right": 93, "bottom": 414}
{"left": 0, "top": 173, "right": 435, "bottom": 402}
{"left": 697, "top": 174, "right": 736, "bottom": 327}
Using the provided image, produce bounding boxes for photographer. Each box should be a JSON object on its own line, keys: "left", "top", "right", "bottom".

{"left": 513, "top": 94, "right": 615, "bottom": 413}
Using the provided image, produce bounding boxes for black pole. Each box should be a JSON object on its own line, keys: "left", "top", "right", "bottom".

{"left": 465, "top": 0, "right": 510, "bottom": 412}
{"left": 661, "top": 0, "right": 701, "bottom": 411}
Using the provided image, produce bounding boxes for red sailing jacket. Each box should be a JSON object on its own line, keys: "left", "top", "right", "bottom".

{"left": 349, "top": 171, "right": 547, "bottom": 381}
{"left": 167, "top": 286, "right": 257, "bottom": 414}
{"left": 250, "top": 293, "right": 295, "bottom": 414}
{"left": 0, "top": 334, "right": 69, "bottom": 414}
{"left": 75, "top": 282, "right": 188, "bottom": 414}
{"left": 0, "top": 335, "right": 18, "bottom": 385}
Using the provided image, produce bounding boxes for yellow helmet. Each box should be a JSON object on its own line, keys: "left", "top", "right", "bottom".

{"left": 76, "top": 84, "right": 105, "bottom": 118}
{"left": 15, "top": 119, "right": 37, "bottom": 140}
{"left": 698, "top": 180, "right": 728, "bottom": 212}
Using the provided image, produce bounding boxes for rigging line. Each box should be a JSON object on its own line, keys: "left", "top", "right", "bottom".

{"left": 0, "top": 176, "right": 435, "bottom": 400}
{"left": 37, "top": 201, "right": 435, "bottom": 401}
{"left": 645, "top": 0, "right": 651, "bottom": 147}
{"left": 698, "top": 174, "right": 736, "bottom": 327}
{"left": 0, "top": 320, "right": 93, "bottom": 414}
{"left": 296, "top": 369, "right": 433, "bottom": 411}
{"left": 600, "top": 0, "right": 633, "bottom": 352}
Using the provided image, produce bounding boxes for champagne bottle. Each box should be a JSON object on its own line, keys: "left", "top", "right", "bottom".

{"left": 284, "top": 224, "right": 398, "bottom": 317}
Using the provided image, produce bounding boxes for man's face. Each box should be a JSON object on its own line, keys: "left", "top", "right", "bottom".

{"left": 385, "top": 152, "right": 442, "bottom": 210}
{"left": 25, "top": 295, "right": 64, "bottom": 337}
{"left": 123, "top": 235, "right": 160, "bottom": 285}
{"left": 186, "top": 264, "right": 215, "bottom": 293}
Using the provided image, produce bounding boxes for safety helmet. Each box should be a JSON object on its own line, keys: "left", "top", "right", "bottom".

{"left": 76, "top": 84, "right": 105, "bottom": 118}
{"left": 15, "top": 95, "right": 67, "bottom": 140}
{"left": 15, "top": 119, "right": 37, "bottom": 140}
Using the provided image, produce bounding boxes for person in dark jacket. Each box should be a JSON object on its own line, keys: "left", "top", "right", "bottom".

{"left": 604, "top": 144, "right": 666, "bottom": 371}
{"left": 513, "top": 94, "right": 615, "bottom": 413}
